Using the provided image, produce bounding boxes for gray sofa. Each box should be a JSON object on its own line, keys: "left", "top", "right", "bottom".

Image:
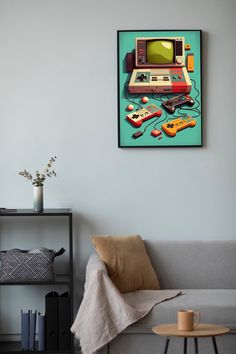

{"left": 97, "top": 240, "right": 236, "bottom": 354}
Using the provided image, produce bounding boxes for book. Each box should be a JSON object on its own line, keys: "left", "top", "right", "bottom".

{"left": 38, "top": 312, "right": 45, "bottom": 351}
{"left": 58, "top": 292, "right": 71, "bottom": 350}
{"left": 45, "top": 291, "right": 59, "bottom": 350}
{"left": 29, "top": 310, "right": 37, "bottom": 351}
{"left": 21, "top": 310, "right": 30, "bottom": 351}
{"left": 0, "top": 208, "right": 17, "bottom": 213}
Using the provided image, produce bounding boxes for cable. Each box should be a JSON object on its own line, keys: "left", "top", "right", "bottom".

{"left": 142, "top": 116, "right": 161, "bottom": 134}
{"left": 175, "top": 106, "right": 201, "bottom": 119}
{"left": 190, "top": 78, "right": 200, "bottom": 110}
{"left": 124, "top": 81, "right": 142, "bottom": 109}
{"left": 137, "top": 112, "right": 168, "bottom": 136}
{"left": 153, "top": 112, "right": 168, "bottom": 129}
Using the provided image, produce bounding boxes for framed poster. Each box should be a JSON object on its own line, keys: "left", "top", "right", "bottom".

{"left": 117, "top": 30, "right": 202, "bottom": 147}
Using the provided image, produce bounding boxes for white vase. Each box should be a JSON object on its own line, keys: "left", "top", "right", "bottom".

{"left": 33, "top": 185, "right": 44, "bottom": 212}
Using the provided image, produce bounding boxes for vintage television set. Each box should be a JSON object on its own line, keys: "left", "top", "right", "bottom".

{"left": 128, "top": 36, "right": 192, "bottom": 94}
{"left": 136, "top": 37, "right": 185, "bottom": 68}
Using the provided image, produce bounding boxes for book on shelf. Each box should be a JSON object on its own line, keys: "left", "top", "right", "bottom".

{"left": 58, "top": 291, "right": 71, "bottom": 350}
{"left": 29, "top": 310, "right": 37, "bottom": 351}
{"left": 38, "top": 312, "right": 45, "bottom": 351}
{"left": 21, "top": 310, "right": 30, "bottom": 351}
{"left": 20, "top": 292, "right": 71, "bottom": 351}
{"left": 21, "top": 309, "right": 37, "bottom": 351}
{"left": 45, "top": 291, "right": 59, "bottom": 350}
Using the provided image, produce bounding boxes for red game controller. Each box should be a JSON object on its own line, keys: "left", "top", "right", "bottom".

{"left": 126, "top": 104, "right": 162, "bottom": 127}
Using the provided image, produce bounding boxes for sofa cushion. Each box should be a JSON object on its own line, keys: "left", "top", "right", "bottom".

{"left": 125, "top": 289, "right": 236, "bottom": 332}
{"left": 90, "top": 235, "right": 160, "bottom": 293}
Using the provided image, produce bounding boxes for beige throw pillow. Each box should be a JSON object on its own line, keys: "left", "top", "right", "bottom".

{"left": 90, "top": 235, "right": 160, "bottom": 293}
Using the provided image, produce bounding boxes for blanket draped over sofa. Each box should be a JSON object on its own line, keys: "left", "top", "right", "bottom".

{"left": 71, "top": 253, "right": 181, "bottom": 354}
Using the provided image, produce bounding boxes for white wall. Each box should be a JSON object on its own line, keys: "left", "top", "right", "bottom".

{"left": 0, "top": 0, "right": 236, "bottom": 315}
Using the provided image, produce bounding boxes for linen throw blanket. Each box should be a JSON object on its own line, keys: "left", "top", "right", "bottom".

{"left": 71, "top": 254, "right": 181, "bottom": 354}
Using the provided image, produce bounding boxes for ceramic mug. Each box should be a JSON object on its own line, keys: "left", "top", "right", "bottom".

{"left": 177, "top": 310, "right": 200, "bottom": 331}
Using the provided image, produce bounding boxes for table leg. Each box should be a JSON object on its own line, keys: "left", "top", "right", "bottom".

{"left": 163, "top": 337, "right": 170, "bottom": 354}
{"left": 194, "top": 338, "right": 199, "bottom": 354}
{"left": 184, "top": 338, "right": 188, "bottom": 354}
{"left": 212, "top": 337, "right": 219, "bottom": 354}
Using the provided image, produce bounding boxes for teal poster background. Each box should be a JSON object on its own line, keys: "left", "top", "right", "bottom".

{"left": 118, "top": 30, "right": 202, "bottom": 147}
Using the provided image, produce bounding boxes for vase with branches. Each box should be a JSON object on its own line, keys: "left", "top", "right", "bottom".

{"left": 19, "top": 156, "right": 57, "bottom": 212}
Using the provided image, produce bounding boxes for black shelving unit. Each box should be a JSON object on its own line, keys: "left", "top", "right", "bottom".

{"left": 0, "top": 209, "right": 74, "bottom": 354}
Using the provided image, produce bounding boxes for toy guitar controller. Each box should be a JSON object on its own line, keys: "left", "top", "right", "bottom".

{"left": 126, "top": 104, "right": 162, "bottom": 127}
{"left": 162, "top": 115, "right": 196, "bottom": 137}
{"left": 162, "top": 94, "right": 194, "bottom": 114}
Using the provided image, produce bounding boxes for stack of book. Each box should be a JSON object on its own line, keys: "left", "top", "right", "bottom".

{"left": 21, "top": 291, "right": 71, "bottom": 351}
{"left": 21, "top": 310, "right": 44, "bottom": 351}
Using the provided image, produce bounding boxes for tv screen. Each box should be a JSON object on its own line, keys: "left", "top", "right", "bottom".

{"left": 147, "top": 40, "right": 174, "bottom": 64}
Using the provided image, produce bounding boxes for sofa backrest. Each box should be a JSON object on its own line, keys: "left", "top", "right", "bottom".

{"left": 144, "top": 240, "right": 236, "bottom": 289}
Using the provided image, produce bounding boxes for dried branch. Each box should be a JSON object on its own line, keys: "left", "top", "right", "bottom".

{"left": 19, "top": 156, "right": 57, "bottom": 187}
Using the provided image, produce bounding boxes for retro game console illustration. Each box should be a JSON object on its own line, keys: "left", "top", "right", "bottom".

{"left": 117, "top": 30, "right": 202, "bottom": 147}
{"left": 126, "top": 37, "right": 192, "bottom": 94}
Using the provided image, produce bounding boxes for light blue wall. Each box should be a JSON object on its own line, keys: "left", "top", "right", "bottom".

{"left": 0, "top": 0, "right": 236, "bottom": 330}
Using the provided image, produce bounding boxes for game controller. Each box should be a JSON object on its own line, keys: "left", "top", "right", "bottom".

{"left": 161, "top": 94, "right": 194, "bottom": 114}
{"left": 126, "top": 104, "right": 162, "bottom": 127}
{"left": 162, "top": 115, "right": 196, "bottom": 137}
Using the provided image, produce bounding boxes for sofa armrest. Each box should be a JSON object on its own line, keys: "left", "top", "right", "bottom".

{"left": 85, "top": 253, "right": 108, "bottom": 291}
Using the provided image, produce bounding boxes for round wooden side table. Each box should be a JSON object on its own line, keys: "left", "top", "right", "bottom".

{"left": 152, "top": 323, "right": 230, "bottom": 354}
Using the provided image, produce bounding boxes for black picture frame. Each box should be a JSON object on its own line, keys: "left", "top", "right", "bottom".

{"left": 117, "top": 29, "right": 202, "bottom": 148}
